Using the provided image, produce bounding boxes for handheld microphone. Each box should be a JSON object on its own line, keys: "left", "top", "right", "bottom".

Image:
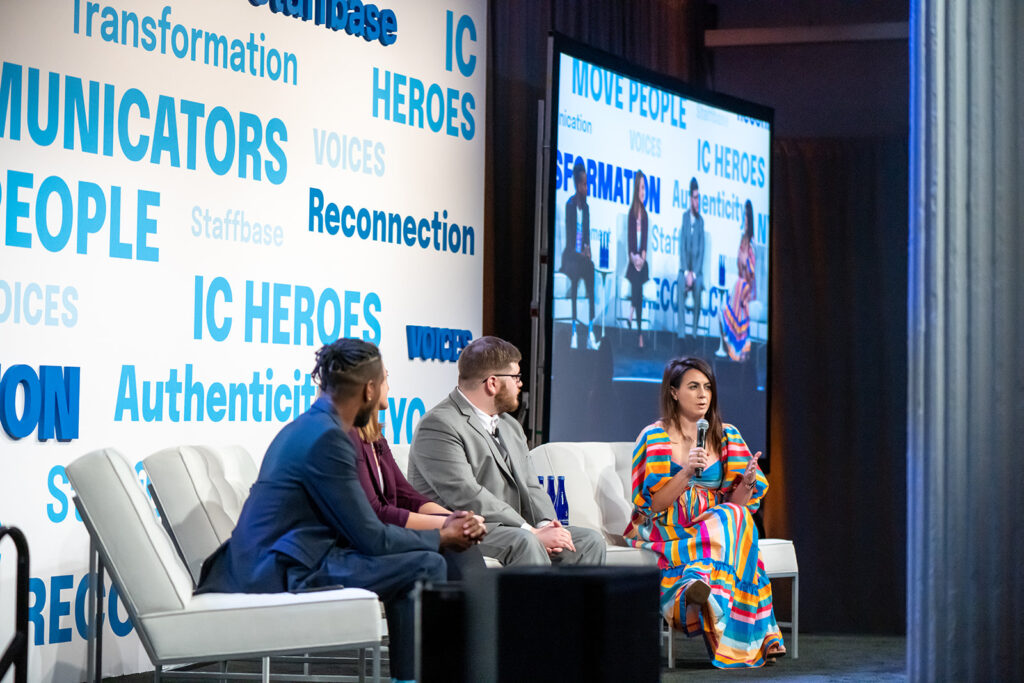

{"left": 695, "top": 419, "right": 709, "bottom": 478}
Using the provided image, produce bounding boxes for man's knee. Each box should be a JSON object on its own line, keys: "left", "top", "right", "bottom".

{"left": 498, "top": 528, "right": 550, "bottom": 566}
{"left": 409, "top": 550, "right": 447, "bottom": 582}
{"left": 571, "top": 527, "right": 607, "bottom": 564}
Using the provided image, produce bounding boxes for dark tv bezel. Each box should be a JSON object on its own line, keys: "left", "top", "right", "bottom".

{"left": 539, "top": 33, "right": 775, "bottom": 463}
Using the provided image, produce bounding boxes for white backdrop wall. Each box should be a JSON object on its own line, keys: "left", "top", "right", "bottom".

{"left": 0, "top": 0, "right": 486, "bottom": 679}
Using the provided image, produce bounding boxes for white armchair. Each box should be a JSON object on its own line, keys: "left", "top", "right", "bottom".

{"left": 67, "top": 448, "right": 383, "bottom": 682}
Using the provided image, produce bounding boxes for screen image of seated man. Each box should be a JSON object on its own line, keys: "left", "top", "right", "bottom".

{"left": 561, "top": 156, "right": 600, "bottom": 350}
{"left": 195, "top": 339, "right": 485, "bottom": 683}
{"left": 679, "top": 176, "right": 705, "bottom": 339}
{"left": 408, "top": 335, "right": 607, "bottom": 567}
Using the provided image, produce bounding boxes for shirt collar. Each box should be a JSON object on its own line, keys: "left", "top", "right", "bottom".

{"left": 457, "top": 387, "right": 500, "bottom": 435}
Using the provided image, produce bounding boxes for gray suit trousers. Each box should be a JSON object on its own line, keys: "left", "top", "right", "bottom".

{"left": 478, "top": 525, "right": 607, "bottom": 567}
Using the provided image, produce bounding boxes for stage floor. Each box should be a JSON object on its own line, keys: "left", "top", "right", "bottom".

{"left": 664, "top": 632, "right": 906, "bottom": 681}
{"left": 101, "top": 633, "right": 907, "bottom": 682}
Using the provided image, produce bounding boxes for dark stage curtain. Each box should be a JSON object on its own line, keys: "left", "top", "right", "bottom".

{"left": 487, "top": 0, "right": 907, "bottom": 635}
{"left": 769, "top": 137, "right": 908, "bottom": 634}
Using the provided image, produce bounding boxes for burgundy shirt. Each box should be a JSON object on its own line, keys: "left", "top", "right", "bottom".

{"left": 348, "top": 429, "right": 432, "bottom": 527}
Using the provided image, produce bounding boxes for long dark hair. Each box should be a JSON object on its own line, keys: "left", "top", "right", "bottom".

{"left": 629, "top": 169, "right": 647, "bottom": 219}
{"left": 743, "top": 199, "right": 754, "bottom": 242}
{"left": 659, "top": 357, "right": 723, "bottom": 452}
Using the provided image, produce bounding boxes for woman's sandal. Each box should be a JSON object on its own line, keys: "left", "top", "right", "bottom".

{"left": 765, "top": 645, "right": 787, "bottom": 664}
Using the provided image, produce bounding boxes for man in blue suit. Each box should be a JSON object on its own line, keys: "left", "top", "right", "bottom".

{"left": 197, "top": 338, "right": 485, "bottom": 683}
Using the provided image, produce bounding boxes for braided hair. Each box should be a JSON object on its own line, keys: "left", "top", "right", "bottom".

{"left": 311, "top": 338, "right": 382, "bottom": 400}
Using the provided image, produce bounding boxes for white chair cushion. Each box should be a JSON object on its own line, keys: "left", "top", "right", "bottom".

{"left": 67, "top": 449, "right": 196, "bottom": 616}
{"left": 144, "top": 445, "right": 257, "bottom": 582}
{"left": 185, "top": 445, "right": 257, "bottom": 526}
{"left": 605, "top": 545, "right": 659, "bottom": 567}
{"left": 530, "top": 442, "right": 658, "bottom": 565}
{"left": 760, "top": 538, "right": 798, "bottom": 576}
{"left": 143, "top": 588, "right": 382, "bottom": 663}
{"left": 552, "top": 271, "right": 571, "bottom": 298}
{"left": 529, "top": 442, "right": 634, "bottom": 543}
{"left": 530, "top": 443, "right": 603, "bottom": 534}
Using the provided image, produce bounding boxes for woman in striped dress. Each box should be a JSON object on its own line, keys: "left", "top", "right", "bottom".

{"left": 721, "top": 200, "right": 756, "bottom": 361}
{"left": 624, "top": 356, "right": 785, "bottom": 667}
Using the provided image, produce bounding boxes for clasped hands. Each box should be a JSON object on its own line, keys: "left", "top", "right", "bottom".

{"left": 531, "top": 520, "right": 576, "bottom": 557}
{"left": 439, "top": 510, "right": 487, "bottom": 551}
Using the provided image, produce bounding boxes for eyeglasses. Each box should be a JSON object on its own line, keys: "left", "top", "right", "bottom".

{"left": 483, "top": 373, "right": 522, "bottom": 384}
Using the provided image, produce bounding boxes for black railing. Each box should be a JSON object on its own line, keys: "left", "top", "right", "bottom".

{"left": 0, "top": 525, "right": 29, "bottom": 683}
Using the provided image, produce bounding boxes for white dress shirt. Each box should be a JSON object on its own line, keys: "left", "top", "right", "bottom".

{"left": 457, "top": 387, "right": 499, "bottom": 434}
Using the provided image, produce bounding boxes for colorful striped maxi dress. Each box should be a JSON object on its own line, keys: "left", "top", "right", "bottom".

{"left": 721, "top": 244, "right": 755, "bottom": 361}
{"left": 624, "top": 421, "right": 784, "bottom": 668}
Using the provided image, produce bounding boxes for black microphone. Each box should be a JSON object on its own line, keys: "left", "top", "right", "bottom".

{"left": 695, "top": 418, "right": 709, "bottom": 478}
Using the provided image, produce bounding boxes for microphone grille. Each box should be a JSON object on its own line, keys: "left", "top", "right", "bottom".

{"left": 696, "top": 418, "right": 709, "bottom": 430}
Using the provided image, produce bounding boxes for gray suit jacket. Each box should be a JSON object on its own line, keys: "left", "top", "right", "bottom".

{"left": 409, "top": 389, "right": 556, "bottom": 528}
{"left": 680, "top": 210, "right": 705, "bottom": 280}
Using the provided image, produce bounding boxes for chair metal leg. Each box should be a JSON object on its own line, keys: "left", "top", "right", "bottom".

{"left": 153, "top": 664, "right": 161, "bottom": 683}
{"left": 791, "top": 575, "right": 799, "bottom": 659}
{"left": 87, "top": 539, "right": 105, "bottom": 683}
{"left": 664, "top": 618, "right": 674, "bottom": 669}
{"left": 86, "top": 543, "right": 97, "bottom": 683}
{"left": 358, "top": 648, "right": 366, "bottom": 683}
{"left": 261, "top": 656, "right": 270, "bottom": 683}
{"left": 372, "top": 645, "right": 381, "bottom": 683}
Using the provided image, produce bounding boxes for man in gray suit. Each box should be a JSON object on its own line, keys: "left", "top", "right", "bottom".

{"left": 409, "top": 336, "right": 606, "bottom": 566}
{"left": 679, "top": 176, "right": 705, "bottom": 338}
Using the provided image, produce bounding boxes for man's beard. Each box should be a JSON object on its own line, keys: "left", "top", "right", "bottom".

{"left": 494, "top": 383, "right": 520, "bottom": 415}
{"left": 353, "top": 400, "right": 377, "bottom": 428}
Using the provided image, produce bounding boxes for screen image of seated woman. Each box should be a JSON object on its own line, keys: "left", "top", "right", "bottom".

{"left": 624, "top": 356, "right": 785, "bottom": 668}
{"left": 625, "top": 169, "right": 649, "bottom": 348}
{"left": 721, "top": 200, "right": 756, "bottom": 361}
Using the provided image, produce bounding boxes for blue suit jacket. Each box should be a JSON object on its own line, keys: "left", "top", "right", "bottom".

{"left": 196, "top": 396, "right": 440, "bottom": 594}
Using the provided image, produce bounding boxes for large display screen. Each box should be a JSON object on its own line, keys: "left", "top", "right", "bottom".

{"left": 541, "top": 37, "right": 772, "bottom": 454}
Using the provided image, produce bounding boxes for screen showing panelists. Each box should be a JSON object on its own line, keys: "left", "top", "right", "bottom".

{"left": 545, "top": 38, "right": 772, "bottom": 449}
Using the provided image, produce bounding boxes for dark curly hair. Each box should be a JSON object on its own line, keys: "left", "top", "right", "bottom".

{"left": 312, "top": 338, "right": 383, "bottom": 400}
